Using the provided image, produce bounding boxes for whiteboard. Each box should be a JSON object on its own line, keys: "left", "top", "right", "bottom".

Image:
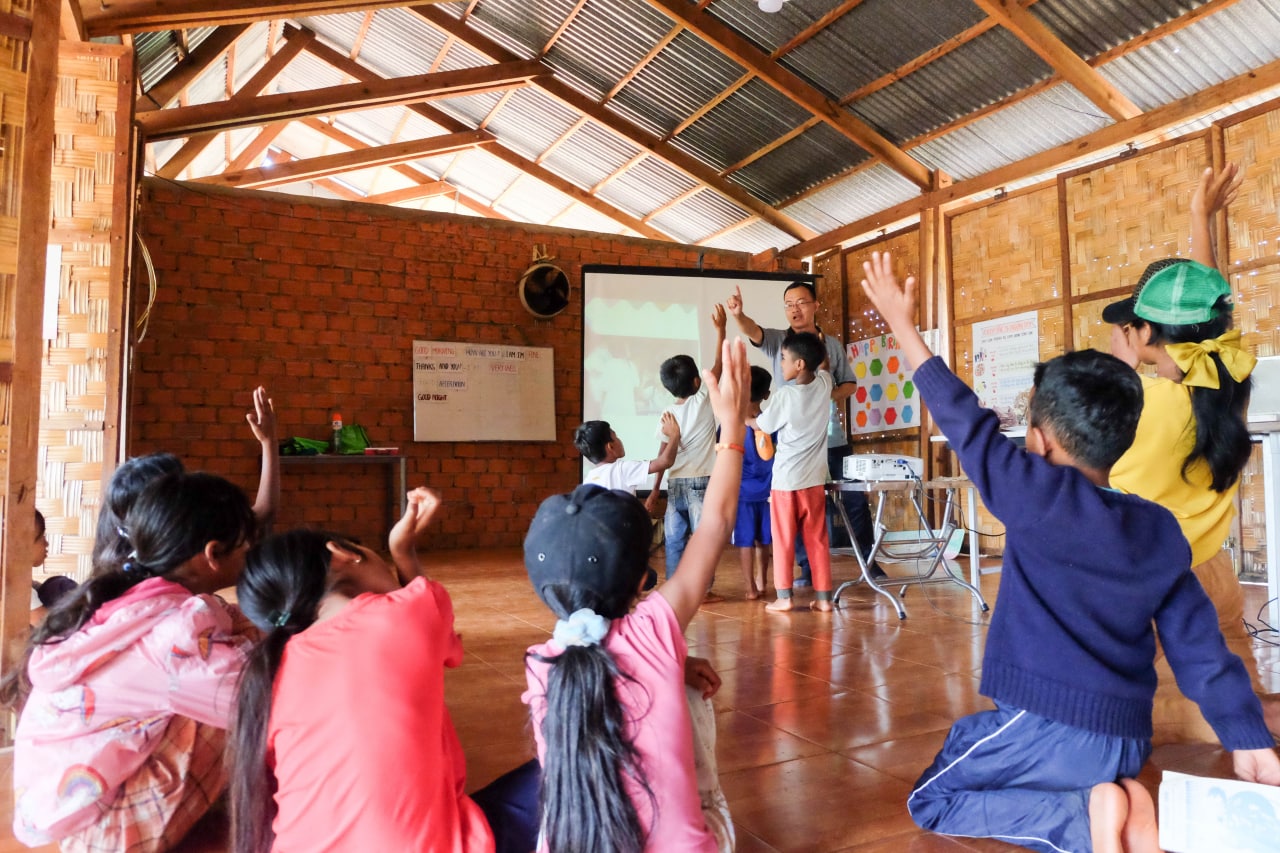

{"left": 413, "top": 340, "right": 556, "bottom": 442}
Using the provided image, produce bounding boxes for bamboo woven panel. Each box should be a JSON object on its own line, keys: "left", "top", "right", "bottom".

{"left": 843, "top": 229, "right": 920, "bottom": 343}
{"left": 38, "top": 50, "right": 124, "bottom": 580}
{"left": 813, "top": 250, "right": 843, "bottom": 345}
{"left": 949, "top": 186, "right": 1061, "bottom": 324}
{"left": 1064, "top": 138, "right": 1208, "bottom": 298}
{"left": 1224, "top": 107, "right": 1280, "bottom": 266}
{"left": 1238, "top": 443, "right": 1266, "bottom": 582}
{"left": 1230, "top": 265, "right": 1279, "bottom": 357}
{"left": 1072, "top": 295, "right": 1115, "bottom": 351}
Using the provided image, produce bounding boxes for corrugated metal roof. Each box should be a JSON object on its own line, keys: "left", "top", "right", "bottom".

{"left": 648, "top": 187, "right": 746, "bottom": 244}
{"left": 849, "top": 27, "right": 1053, "bottom": 144}
{"left": 330, "top": 107, "right": 417, "bottom": 146}
{"left": 463, "top": 0, "right": 574, "bottom": 59}
{"left": 482, "top": 87, "right": 583, "bottom": 161}
{"left": 539, "top": 121, "right": 645, "bottom": 193}
{"left": 608, "top": 29, "right": 745, "bottom": 139}
{"left": 492, "top": 174, "right": 575, "bottom": 223}
{"left": 704, "top": 0, "right": 830, "bottom": 56}
{"left": 138, "top": 27, "right": 217, "bottom": 93}
{"left": 728, "top": 122, "right": 872, "bottom": 206}
{"left": 910, "top": 83, "right": 1113, "bottom": 181}
{"left": 781, "top": 163, "right": 920, "bottom": 233}
{"left": 1031, "top": 0, "right": 1199, "bottom": 60}
{"left": 293, "top": 12, "right": 368, "bottom": 64}
{"left": 543, "top": 0, "right": 674, "bottom": 101}
{"left": 438, "top": 148, "right": 525, "bottom": 204}
{"left": 274, "top": 50, "right": 350, "bottom": 93}
{"left": 430, "top": 90, "right": 508, "bottom": 128}
{"left": 596, "top": 155, "right": 699, "bottom": 218}
{"left": 780, "top": 0, "right": 988, "bottom": 101}
{"left": 343, "top": 7, "right": 454, "bottom": 77}
{"left": 670, "top": 77, "right": 811, "bottom": 172}
{"left": 702, "top": 218, "right": 799, "bottom": 253}
{"left": 552, "top": 203, "right": 633, "bottom": 236}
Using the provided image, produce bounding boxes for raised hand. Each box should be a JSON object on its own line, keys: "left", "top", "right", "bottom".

{"left": 725, "top": 285, "right": 744, "bottom": 319}
{"left": 1191, "top": 163, "right": 1242, "bottom": 220}
{"left": 389, "top": 487, "right": 443, "bottom": 581}
{"left": 659, "top": 411, "right": 681, "bottom": 442}
{"left": 711, "top": 302, "right": 727, "bottom": 334}
{"left": 245, "top": 386, "right": 277, "bottom": 445}
{"left": 704, "top": 337, "right": 750, "bottom": 435}
{"left": 861, "top": 251, "right": 933, "bottom": 369}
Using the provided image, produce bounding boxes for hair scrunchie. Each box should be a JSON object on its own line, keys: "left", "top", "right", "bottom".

{"left": 1165, "top": 329, "right": 1256, "bottom": 389}
{"left": 552, "top": 608, "right": 610, "bottom": 649}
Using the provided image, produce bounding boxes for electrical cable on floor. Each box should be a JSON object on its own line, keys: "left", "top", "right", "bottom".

{"left": 1245, "top": 598, "right": 1280, "bottom": 647}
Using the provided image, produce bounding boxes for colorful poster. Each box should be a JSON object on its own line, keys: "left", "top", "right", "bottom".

{"left": 847, "top": 333, "right": 920, "bottom": 435}
{"left": 971, "top": 310, "right": 1039, "bottom": 425}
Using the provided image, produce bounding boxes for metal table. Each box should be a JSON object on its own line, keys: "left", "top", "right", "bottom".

{"left": 828, "top": 479, "right": 989, "bottom": 619}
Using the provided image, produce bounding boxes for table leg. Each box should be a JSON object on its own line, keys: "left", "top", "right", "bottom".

{"left": 1261, "top": 433, "right": 1280, "bottom": 630}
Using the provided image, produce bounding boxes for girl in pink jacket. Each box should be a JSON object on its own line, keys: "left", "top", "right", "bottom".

{"left": 6, "top": 471, "right": 257, "bottom": 852}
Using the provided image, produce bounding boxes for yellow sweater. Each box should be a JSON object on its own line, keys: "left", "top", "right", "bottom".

{"left": 1110, "top": 375, "right": 1238, "bottom": 566}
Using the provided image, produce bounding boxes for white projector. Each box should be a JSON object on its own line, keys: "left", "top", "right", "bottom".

{"left": 843, "top": 454, "right": 924, "bottom": 481}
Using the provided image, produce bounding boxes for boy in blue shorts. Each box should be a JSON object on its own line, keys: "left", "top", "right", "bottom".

{"left": 860, "top": 251, "right": 1280, "bottom": 852}
{"left": 734, "top": 366, "right": 776, "bottom": 600}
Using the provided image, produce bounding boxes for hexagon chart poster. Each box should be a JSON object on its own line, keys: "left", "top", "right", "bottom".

{"left": 847, "top": 334, "right": 919, "bottom": 435}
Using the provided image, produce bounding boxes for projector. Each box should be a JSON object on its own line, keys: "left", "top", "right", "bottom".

{"left": 843, "top": 454, "right": 923, "bottom": 481}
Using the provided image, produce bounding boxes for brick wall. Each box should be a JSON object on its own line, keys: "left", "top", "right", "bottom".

{"left": 130, "top": 179, "right": 754, "bottom": 548}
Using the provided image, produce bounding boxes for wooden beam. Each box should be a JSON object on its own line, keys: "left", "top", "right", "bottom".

{"left": 6, "top": 0, "right": 58, "bottom": 675}
{"left": 302, "top": 38, "right": 674, "bottom": 241}
{"left": 60, "top": 0, "right": 87, "bottom": 41}
{"left": 157, "top": 27, "right": 316, "bottom": 179}
{"left": 138, "top": 60, "right": 544, "bottom": 140}
{"left": 970, "top": 0, "right": 1141, "bottom": 121}
{"left": 196, "top": 130, "right": 496, "bottom": 189}
{"left": 842, "top": 15, "right": 1006, "bottom": 103}
{"left": 225, "top": 120, "right": 290, "bottom": 172}
{"left": 639, "top": 0, "right": 932, "bottom": 190}
{"left": 664, "top": 71, "right": 754, "bottom": 141}
{"left": 364, "top": 182, "right": 456, "bottom": 204}
{"left": 770, "top": 0, "right": 864, "bottom": 59}
{"left": 453, "top": 191, "right": 511, "bottom": 221}
{"left": 350, "top": 10, "right": 376, "bottom": 60}
{"left": 603, "top": 24, "right": 681, "bottom": 103}
{"left": 410, "top": 5, "right": 816, "bottom": 239}
{"left": 535, "top": 115, "right": 588, "bottom": 165}
{"left": 782, "top": 56, "right": 1280, "bottom": 258}
{"left": 541, "top": 0, "right": 589, "bottom": 56}
{"left": 0, "top": 11, "right": 32, "bottom": 40}
{"left": 85, "top": 0, "right": 453, "bottom": 37}
{"left": 300, "top": 117, "right": 465, "bottom": 197}
{"left": 137, "top": 24, "right": 250, "bottom": 112}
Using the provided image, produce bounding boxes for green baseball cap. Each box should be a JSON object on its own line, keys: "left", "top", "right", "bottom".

{"left": 1133, "top": 260, "right": 1231, "bottom": 325}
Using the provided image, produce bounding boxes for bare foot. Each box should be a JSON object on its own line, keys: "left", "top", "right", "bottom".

{"left": 702, "top": 591, "right": 725, "bottom": 604}
{"left": 1119, "top": 778, "right": 1160, "bottom": 853}
{"left": 810, "top": 599, "right": 833, "bottom": 612}
{"left": 745, "top": 588, "right": 761, "bottom": 601}
{"left": 765, "top": 597, "right": 794, "bottom": 612}
{"left": 1088, "top": 782, "right": 1128, "bottom": 853}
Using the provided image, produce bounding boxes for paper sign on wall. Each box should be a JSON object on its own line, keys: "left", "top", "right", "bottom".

{"left": 971, "top": 311, "right": 1039, "bottom": 425}
{"left": 847, "top": 333, "right": 921, "bottom": 435}
{"left": 413, "top": 341, "right": 556, "bottom": 442}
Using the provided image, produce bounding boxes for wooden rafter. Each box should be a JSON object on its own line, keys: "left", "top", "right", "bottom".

{"left": 196, "top": 130, "right": 495, "bottom": 189}
{"left": 302, "top": 38, "right": 673, "bottom": 240}
{"left": 61, "top": 0, "right": 87, "bottom": 41}
{"left": 364, "top": 182, "right": 455, "bottom": 204}
{"left": 969, "top": 0, "right": 1141, "bottom": 121}
{"left": 698, "top": 215, "right": 758, "bottom": 246}
{"left": 779, "top": 0, "right": 1242, "bottom": 212}
{"left": 137, "top": 61, "right": 544, "bottom": 140}
{"left": 663, "top": 71, "right": 754, "bottom": 142}
{"left": 0, "top": 11, "right": 32, "bottom": 40}
{"left": 541, "top": 0, "right": 589, "bottom": 56}
{"left": 351, "top": 10, "right": 376, "bottom": 60}
{"left": 410, "top": 4, "right": 817, "bottom": 240}
{"left": 534, "top": 116, "right": 589, "bottom": 165}
{"left": 602, "top": 24, "right": 681, "bottom": 103}
{"left": 83, "top": 1, "right": 454, "bottom": 37}
{"left": 590, "top": 150, "right": 648, "bottom": 193}
{"left": 478, "top": 88, "right": 518, "bottom": 130}
{"left": 720, "top": 120, "right": 815, "bottom": 176}
{"left": 770, "top": 0, "right": 865, "bottom": 59}
{"left": 782, "top": 54, "right": 1280, "bottom": 259}
{"left": 640, "top": 0, "right": 931, "bottom": 190}
{"left": 154, "top": 28, "right": 319, "bottom": 178}
{"left": 137, "top": 24, "right": 250, "bottom": 112}
{"left": 226, "top": 120, "right": 291, "bottom": 172}
{"left": 642, "top": 184, "right": 702, "bottom": 223}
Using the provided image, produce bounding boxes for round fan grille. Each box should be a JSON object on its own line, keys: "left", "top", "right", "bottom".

{"left": 518, "top": 263, "right": 570, "bottom": 318}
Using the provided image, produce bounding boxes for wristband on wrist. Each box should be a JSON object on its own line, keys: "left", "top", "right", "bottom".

{"left": 714, "top": 442, "right": 745, "bottom": 454}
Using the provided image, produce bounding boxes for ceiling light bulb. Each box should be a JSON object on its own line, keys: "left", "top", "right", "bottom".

{"left": 758, "top": 0, "right": 785, "bottom": 12}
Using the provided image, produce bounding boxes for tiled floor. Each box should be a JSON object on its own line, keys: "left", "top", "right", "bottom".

{"left": 5, "top": 546, "right": 1276, "bottom": 852}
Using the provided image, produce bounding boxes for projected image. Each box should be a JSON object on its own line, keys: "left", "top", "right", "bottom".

{"left": 582, "top": 267, "right": 801, "bottom": 487}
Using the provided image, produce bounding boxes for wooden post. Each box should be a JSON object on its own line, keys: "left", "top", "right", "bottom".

{"left": 4, "top": 0, "right": 59, "bottom": 678}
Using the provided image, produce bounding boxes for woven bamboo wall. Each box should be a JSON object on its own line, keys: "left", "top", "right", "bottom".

{"left": 1064, "top": 137, "right": 1209, "bottom": 298}
{"left": 0, "top": 20, "right": 31, "bottom": 576}
{"left": 36, "top": 47, "right": 128, "bottom": 582}
{"left": 843, "top": 229, "right": 920, "bottom": 344}
{"left": 950, "top": 185, "right": 1061, "bottom": 323}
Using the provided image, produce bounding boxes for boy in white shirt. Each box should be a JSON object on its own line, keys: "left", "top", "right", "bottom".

{"left": 752, "top": 331, "right": 834, "bottom": 612}
{"left": 653, "top": 314, "right": 724, "bottom": 581}
{"left": 574, "top": 414, "right": 681, "bottom": 516}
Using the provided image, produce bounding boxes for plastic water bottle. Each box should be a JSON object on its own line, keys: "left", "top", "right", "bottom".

{"left": 331, "top": 412, "right": 343, "bottom": 454}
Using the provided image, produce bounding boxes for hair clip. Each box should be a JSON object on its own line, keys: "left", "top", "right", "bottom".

{"left": 122, "top": 560, "right": 147, "bottom": 577}
{"left": 271, "top": 610, "right": 291, "bottom": 628}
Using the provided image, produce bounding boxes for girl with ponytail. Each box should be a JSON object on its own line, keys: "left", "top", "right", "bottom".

{"left": 522, "top": 337, "right": 750, "bottom": 852}
{"left": 1105, "top": 163, "right": 1279, "bottom": 743}
{"left": 9, "top": 471, "right": 257, "bottom": 852}
{"left": 228, "top": 488, "right": 538, "bottom": 853}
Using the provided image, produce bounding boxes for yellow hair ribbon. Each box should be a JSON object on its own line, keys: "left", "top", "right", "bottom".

{"left": 1165, "top": 329, "right": 1256, "bottom": 389}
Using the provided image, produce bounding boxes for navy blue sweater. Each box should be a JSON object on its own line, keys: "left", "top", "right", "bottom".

{"left": 915, "top": 357, "right": 1272, "bottom": 749}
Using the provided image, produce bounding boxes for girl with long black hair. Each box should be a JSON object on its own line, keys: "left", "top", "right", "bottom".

{"left": 521, "top": 337, "right": 749, "bottom": 852}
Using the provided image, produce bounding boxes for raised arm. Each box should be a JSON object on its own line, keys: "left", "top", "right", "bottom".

{"left": 388, "top": 487, "right": 442, "bottom": 585}
{"left": 725, "top": 285, "right": 763, "bottom": 346}
{"left": 245, "top": 386, "right": 280, "bottom": 531}
{"left": 1190, "top": 163, "right": 1242, "bottom": 268}
{"left": 660, "top": 338, "right": 750, "bottom": 630}
{"left": 709, "top": 303, "right": 727, "bottom": 381}
{"left": 860, "top": 252, "right": 935, "bottom": 368}
{"left": 648, "top": 413, "right": 681, "bottom": 475}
